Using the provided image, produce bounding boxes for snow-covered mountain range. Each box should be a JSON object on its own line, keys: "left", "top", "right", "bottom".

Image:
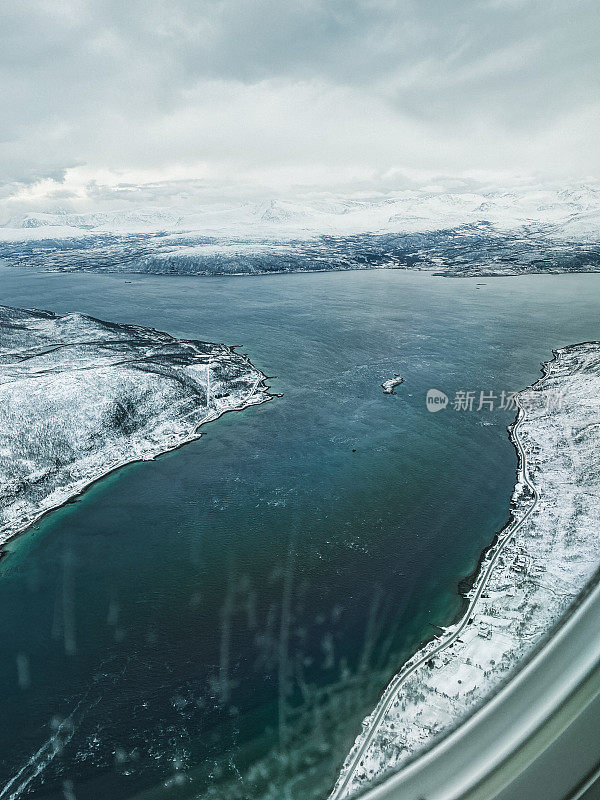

{"left": 1, "top": 187, "right": 599, "bottom": 277}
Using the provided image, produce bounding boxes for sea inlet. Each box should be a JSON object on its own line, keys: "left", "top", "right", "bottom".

{"left": 1, "top": 267, "right": 599, "bottom": 800}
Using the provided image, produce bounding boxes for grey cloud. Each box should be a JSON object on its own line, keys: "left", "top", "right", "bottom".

{"left": 1, "top": 0, "right": 598, "bottom": 198}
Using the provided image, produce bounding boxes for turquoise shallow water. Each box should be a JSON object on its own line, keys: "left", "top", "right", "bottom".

{"left": 0, "top": 268, "right": 599, "bottom": 800}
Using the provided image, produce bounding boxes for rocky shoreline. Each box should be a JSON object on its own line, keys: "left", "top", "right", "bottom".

{"left": 0, "top": 305, "right": 272, "bottom": 549}
{"left": 331, "top": 341, "right": 600, "bottom": 798}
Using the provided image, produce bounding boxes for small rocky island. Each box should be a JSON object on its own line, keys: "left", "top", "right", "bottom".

{"left": 381, "top": 375, "right": 404, "bottom": 394}
{"left": 0, "top": 305, "right": 272, "bottom": 547}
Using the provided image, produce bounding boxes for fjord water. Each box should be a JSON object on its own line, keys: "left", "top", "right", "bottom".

{"left": 1, "top": 268, "right": 599, "bottom": 800}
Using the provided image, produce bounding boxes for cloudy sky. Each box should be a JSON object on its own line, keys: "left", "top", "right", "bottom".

{"left": 2, "top": 0, "right": 599, "bottom": 210}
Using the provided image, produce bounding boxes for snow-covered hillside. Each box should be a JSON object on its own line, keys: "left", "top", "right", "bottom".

{"left": 1, "top": 187, "right": 599, "bottom": 277}
{"left": 0, "top": 306, "right": 271, "bottom": 546}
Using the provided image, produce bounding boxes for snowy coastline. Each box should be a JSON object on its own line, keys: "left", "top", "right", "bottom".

{"left": 0, "top": 305, "right": 272, "bottom": 549}
{"left": 331, "top": 341, "right": 600, "bottom": 799}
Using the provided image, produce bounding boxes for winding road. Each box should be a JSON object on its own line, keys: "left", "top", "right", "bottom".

{"left": 331, "top": 389, "right": 542, "bottom": 800}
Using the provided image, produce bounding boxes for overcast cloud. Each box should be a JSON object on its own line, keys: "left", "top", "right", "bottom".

{"left": 1, "top": 0, "right": 599, "bottom": 209}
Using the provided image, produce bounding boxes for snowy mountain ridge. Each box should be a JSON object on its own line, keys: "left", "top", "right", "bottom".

{"left": 1, "top": 187, "right": 599, "bottom": 278}
{"left": 3, "top": 186, "right": 600, "bottom": 241}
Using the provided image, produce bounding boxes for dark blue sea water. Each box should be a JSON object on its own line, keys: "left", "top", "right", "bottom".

{"left": 1, "top": 268, "right": 599, "bottom": 800}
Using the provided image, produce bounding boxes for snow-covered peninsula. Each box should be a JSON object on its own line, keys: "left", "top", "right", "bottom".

{"left": 0, "top": 305, "right": 271, "bottom": 548}
{"left": 331, "top": 341, "right": 600, "bottom": 799}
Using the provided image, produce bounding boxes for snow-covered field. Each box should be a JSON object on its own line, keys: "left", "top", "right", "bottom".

{"left": 1, "top": 187, "right": 599, "bottom": 277}
{"left": 0, "top": 305, "right": 271, "bottom": 547}
{"left": 331, "top": 342, "right": 600, "bottom": 798}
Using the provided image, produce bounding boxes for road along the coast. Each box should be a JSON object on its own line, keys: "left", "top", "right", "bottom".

{"left": 331, "top": 396, "right": 540, "bottom": 800}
